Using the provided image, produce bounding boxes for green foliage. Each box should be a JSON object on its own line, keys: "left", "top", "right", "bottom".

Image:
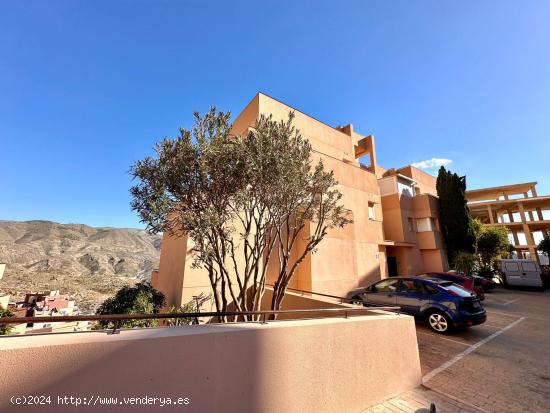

{"left": 503, "top": 242, "right": 516, "bottom": 259}
{"left": 166, "top": 293, "right": 210, "bottom": 326}
{"left": 477, "top": 265, "right": 494, "bottom": 278}
{"left": 471, "top": 218, "right": 484, "bottom": 242}
{"left": 436, "top": 167, "right": 476, "bottom": 263}
{"left": 130, "top": 109, "right": 351, "bottom": 318}
{"left": 96, "top": 281, "right": 165, "bottom": 329}
{"left": 538, "top": 231, "right": 550, "bottom": 257}
{"left": 477, "top": 225, "right": 510, "bottom": 266}
{"left": 453, "top": 251, "right": 477, "bottom": 275}
{"left": 0, "top": 308, "right": 14, "bottom": 336}
{"left": 166, "top": 303, "right": 197, "bottom": 326}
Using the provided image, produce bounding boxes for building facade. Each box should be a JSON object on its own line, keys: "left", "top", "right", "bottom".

{"left": 3, "top": 290, "right": 89, "bottom": 334}
{"left": 466, "top": 182, "right": 550, "bottom": 264}
{"left": 153, "top": 93, "right": 448, "bottom": 307}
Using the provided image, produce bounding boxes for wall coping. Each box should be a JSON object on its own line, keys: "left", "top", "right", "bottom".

{"left": 0, "top": 312, "right": 404, "bottom": 351}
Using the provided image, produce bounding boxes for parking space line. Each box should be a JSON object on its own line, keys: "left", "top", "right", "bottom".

{"left": 416, "top": 331, "right": 470, "bottom": 346}
{"left": 495, "top": 298, "right": 519, "bottom": 306}
{"left": 485, "top": 309, "right": 523, "bottom": 317}
{"left": 422, "top": 317, "right": 525, "bottom": 384}
{"left": 482, "top": 324, "right": 505, "bottom": 329}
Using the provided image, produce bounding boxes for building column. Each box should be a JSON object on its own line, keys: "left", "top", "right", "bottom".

{"left": 518, "top": 202, "right": 539, "bottom": 263}
{"left": 510, "top": 230, "right": 520, "bottom": 246}
{"left": 507, "top": 207, "right": 520, "bottom": 245}
{"left": 487, "top": 205, "right": 494, "bottom": 224}
{"left": 536, "top": 207, "right": 544, "bottom": 221}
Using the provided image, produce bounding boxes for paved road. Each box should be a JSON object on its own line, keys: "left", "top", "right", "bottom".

{"left": 418, "top": 287, "right": 550, "bottom": 413}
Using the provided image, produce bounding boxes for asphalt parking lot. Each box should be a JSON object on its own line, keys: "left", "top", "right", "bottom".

{"left": 416, "top": 287, "right": 550, "bottom": 412}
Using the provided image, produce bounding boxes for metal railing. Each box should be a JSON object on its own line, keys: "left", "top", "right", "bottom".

{"left": 267, "top": 284, "right": 357, "bottom": 304}
{"left": 0, "top": 306, "right": 401, "bottom": 334}
{"left": 266, "top": 285, "right": 401, "bottom": 310}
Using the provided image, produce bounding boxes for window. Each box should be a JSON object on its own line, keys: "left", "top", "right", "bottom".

{"left": 397, "top": 179, "right": 414, "bottom": 196}
{"left": 424, "top": 284, "right": 439, "bottom": 295}
{"left": 407, "top": 217, "right": 414, "bottom": 232}
{"left": 416, "top": 217, "right": 434, "bottom": 232}
{"left": 372, "top": 279, "right": 399, "bottom": 293}
{"left": 505, "top": 262, "right": 519, "bottom": 272}
{"left": 442, "top": 283, "right": 472, "bottom": 297}
{"left": 368, "top": 202, "right": 375, "bottom": 220}
{"left": 399, "top": 279, "right": 424, "bottom": 293}
{"left": 522, "top": 262, "right": 537, "bottom": 272}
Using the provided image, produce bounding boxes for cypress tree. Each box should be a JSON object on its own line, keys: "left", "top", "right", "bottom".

{"left": 436, "top": 166, "right": 476, "bottom": 265}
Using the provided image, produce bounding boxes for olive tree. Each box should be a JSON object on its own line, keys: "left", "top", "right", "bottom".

{"left": 476, "top": 225, "right": 511, "bottom": 267}
{"left": 130, "top": 109, "right": 350, "bottom": 320}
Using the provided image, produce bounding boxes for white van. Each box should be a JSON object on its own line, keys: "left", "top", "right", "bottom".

{"left": 497, "top": 259, "right": 543, "bottom": 289}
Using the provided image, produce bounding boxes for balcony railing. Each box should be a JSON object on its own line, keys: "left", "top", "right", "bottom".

{"left": 0, "top": 306, "right": 401, "bottom": 334}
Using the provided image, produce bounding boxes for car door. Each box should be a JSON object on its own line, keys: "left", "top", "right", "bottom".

{"left": 520, "top": 261, "right": 542, "bottom": 287}
{"left": 363, "top": 279, "right": 399, "bottom": 306}
{"left": 503, "top": 261, "right": 521, "bottom": 286}
{"left": 396, "top": 279, "right": 429, "bottom": 316}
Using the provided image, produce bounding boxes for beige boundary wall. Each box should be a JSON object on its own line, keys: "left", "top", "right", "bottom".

{"left": 0, "top": 314, "right": 421, "bottom": 413}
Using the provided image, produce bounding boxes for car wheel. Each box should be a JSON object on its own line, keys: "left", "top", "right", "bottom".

{"left": 349, "top": 296, "right": 364, "bottom": 306}
{"left": 427, "top": 311, "right": 452, "bottom": 334}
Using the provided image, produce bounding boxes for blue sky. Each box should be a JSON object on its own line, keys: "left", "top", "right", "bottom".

{"left": 1, "top": 1, "right": 549, "bottom": 228}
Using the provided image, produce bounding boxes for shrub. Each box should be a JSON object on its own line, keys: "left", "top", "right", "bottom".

{"left": 477, "top": 265, "right": 494, "bottom": 279}
{"left": 166, "top": 293, "right": 210, "bottom": 326}
{"left": 96, "top": 281, "right": 165, "bottom": 329}
{"left": 0, "top": 308, "right": 14, "bottom": 336}
{"left": 453, "top": 251, "right": 477, "bottom": 275}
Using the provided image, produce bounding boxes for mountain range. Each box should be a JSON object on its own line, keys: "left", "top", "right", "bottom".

{"left": 0, "top": 220, "right": 162, "bottom": 312}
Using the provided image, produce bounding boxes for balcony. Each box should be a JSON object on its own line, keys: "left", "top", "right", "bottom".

{"left": 412, "top": 194, "right": 439, "bottom": 219}
{"left": 416, "top": 231, "right": 443, "bottom": 250}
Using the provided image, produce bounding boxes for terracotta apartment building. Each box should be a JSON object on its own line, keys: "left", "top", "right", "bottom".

{"left": 152, "top": 93, "right": 448, "bottom": 307}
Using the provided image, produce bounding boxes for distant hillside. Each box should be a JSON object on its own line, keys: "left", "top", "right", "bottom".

{"left": 0, "top": 220, "right": 162, "bottom": 312}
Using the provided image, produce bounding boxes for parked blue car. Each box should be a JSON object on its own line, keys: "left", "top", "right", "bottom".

{"left": 347, "top": 276, "right": 486, "bottom": 333}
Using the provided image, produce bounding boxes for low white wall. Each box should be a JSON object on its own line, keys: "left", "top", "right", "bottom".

{"left": 0, "top": 313, "right": 421, "bottom": 413}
